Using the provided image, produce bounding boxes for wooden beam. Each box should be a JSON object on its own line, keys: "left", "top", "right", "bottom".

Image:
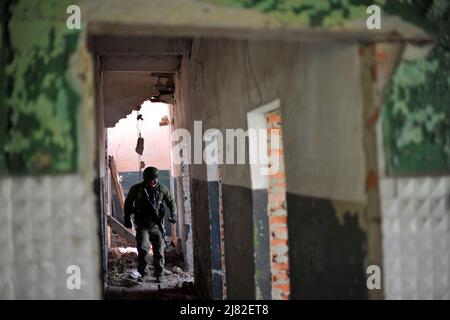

{"left": 102, "top": 55, "right": 181, "bottom": 72}
{"left": 95, "top": 36, "right": 191, "bottom": 55}
{"left": 109, "top": 155, "right": 125, "bottom": 210}
{"left": 107, "top": 215, "right": 136, "bottom": 246}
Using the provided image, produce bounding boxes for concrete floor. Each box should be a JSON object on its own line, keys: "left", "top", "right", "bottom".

{"left": 105, "top": 279, "right": 197, "bottom": 300}
{"left": 106, "top": 234, "right": 195, "bottom": 299}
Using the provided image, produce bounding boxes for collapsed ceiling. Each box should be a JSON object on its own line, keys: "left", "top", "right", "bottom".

{"left": 94, "top": 36, "right": 191, "bottom": 127}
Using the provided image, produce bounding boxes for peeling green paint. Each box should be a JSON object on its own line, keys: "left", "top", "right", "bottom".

{"left": 0, "top": 0, "right": 11, "bottom": 174}
{"left": 205, "top": 0, "right": 450, "bottom": 174}
{"left": 2, "top": 0, "right": 448, "bottom": 177}
{"left": 3, "top": 0, "right": 81, "bottom": 174}
{"left": 253, "top": 219, "right": 262, "bottom": 299}
{"left": 382, "top": 48, "right": 450, "bottom": 174}
{"left": 382, "top": 1, "right": 450, "bottom": 174}
{"left": 204, "top": 0, "right": 385, "bottom": 27}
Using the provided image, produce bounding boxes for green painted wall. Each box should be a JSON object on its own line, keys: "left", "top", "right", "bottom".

{"left": 0, "top": 1, "right": 10, "bottom": 174}
{"left": 1, "top": 0, "right": 448, "bottom": 175}
{"left": 206, "top": 0, "right": 386, "bottom": 27}
{"left": 1, "top": 0, "right": 81, "bottom": 174}
{"left": 382, "top": 0, "right": 450, "bottom": 175}
{"left": 382, "top": 47, "right": 450, "bottom": 174}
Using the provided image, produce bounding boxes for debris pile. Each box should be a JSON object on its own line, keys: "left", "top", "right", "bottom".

{"left": 107, "top": 247, "right": 139, "bottom": 287}
{"left": 111, "top": 230, "right": 131, "bottom": 248}
{"left": 107, "top": 234, "right": 193, "bottom": 291}
{"left": 164, "top": 239, "right": 185, "bottom": 269}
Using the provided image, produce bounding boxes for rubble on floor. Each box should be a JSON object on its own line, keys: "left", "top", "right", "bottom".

{"left": 107, "top": 247, "right": 140, "bottom": 287}
{"left": 111, "top": 229, "right": 132, "bottom": 248}
{"left": 106, "top": 233, "right": 195, "bottom": 299}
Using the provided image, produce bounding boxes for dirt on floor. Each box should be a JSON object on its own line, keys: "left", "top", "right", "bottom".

{"left": 105, "top": 232, "right": 196, "bottom": 299}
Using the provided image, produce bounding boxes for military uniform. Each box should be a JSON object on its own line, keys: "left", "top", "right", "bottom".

{"left": 124, "top": 181, "right": 176, "bottom": 279}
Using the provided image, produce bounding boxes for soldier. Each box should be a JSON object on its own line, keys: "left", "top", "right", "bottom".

{"left": 123, "top": 166, "right": 177, "bottom": 283}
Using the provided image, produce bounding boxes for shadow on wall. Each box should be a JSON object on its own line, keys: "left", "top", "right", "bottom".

{"left": 288, "top": 194, "right": 368, "bottom": 299}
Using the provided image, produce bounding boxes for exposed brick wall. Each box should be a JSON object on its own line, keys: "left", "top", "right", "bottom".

{"left": 266, "top": 110, "right": 290, "bottom": 300}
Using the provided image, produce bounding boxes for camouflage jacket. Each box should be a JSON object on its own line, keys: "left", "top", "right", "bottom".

{"left": 124, "top": 182, "right": 176, "bottom": 228}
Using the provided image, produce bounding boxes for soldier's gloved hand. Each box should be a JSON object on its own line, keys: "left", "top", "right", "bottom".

{"left": 124, "top": 218, "right": 132, "bottom": 229}
{"left": 168, "top": 217, "right": 176, "bottom": 224}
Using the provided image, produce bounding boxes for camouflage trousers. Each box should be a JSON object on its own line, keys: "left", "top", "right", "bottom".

{"left": 135, "top": 224, "right": 164, "bottom": 277}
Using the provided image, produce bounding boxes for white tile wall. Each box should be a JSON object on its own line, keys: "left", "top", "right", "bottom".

{"left": 0, "top": 175, "right": 101, "bottom": 299}
{"left": 381, "top": 176, "right": 450, "bottom": 300}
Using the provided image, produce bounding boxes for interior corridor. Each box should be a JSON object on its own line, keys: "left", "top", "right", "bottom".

{"left": 1, "top": 0, "right": 449, "bottom": 301}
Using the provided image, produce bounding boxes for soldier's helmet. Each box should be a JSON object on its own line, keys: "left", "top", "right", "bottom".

{"left": 143, "top": 166, "right": 159, "bottom": 181}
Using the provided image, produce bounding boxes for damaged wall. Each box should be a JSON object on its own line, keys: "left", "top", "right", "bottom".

{"left": 372, "top": 2, "right": 450, "bottom": 300}
{"left": 0, "top": 0, "right": 441, "bottom": 301}
{"left": 0, "top": 1, "right": 8, "bottom": 173}
{"left": 107, "top": 103, "right": 172, "bottom": 172}
{"left": 175, "top": 38, "right": 369, "bottom": 299}
{"left": 207, "top": 0, "right": 385, "bottom": 27}
{"left": 3, "top": 0, "right": 81, "bottom": 174}
{"left": 283, "top": 42, "right": 368, "bottom": 299}
{"left": 381, "top": 1, "right": 450, "bottom": 175}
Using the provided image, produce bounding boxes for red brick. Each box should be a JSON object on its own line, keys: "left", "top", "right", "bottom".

{"left": 269, "top": 216, "right": 287, "bottom": 226}
{"left": 272, "top": 263, "right": 289, "bottom": 271}
{"left": 272, "top": 273, "right": 289, "bottom": 282}
{"left": 269, "top": 170, "right": 285, "bottom": 179}
{"left": 273, "top": 283, "right": 290, "bottom": 292}
{"left": 268, "top": 193, "right": 285, "bottom": 203}
{"left": 270, "top": 239, "right": 286, "bottom": 246}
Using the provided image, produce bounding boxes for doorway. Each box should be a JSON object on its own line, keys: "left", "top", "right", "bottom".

{"left": 90, "top": 35, "right": 195, "bottom": 299}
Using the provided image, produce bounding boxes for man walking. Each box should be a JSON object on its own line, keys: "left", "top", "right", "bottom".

{"left": 123, "top": 166, "right": 177, "bottom": 283}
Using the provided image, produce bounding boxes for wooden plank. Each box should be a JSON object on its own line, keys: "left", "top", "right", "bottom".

{"left": 102, "top": 55, "right": 181, "bottom": 72}
{"left": 109, "top": 155, "right": 125, "bottom": 210}
{"left": 107, "top": 215, "right": 136, "bottom": 246}
{"left": 95, "top": 36, "right": 191, "bottom": 55}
